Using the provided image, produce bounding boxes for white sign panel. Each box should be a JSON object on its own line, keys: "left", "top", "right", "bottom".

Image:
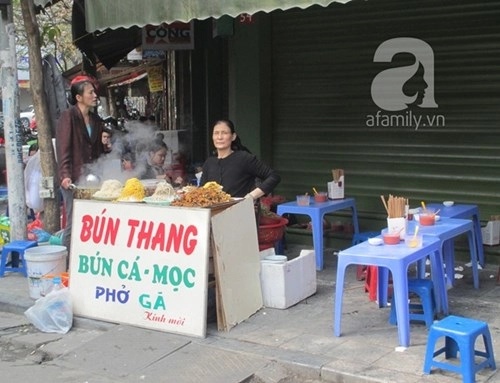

{"left": 142, "top": 22, "right": 194, "bottom": 50}
{"left": 69, "top": 200, "right": 211, "bottom": 337}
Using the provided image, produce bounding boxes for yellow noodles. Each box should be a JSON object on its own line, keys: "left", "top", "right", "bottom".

{"left": 117, "top": 178, "right": 145, "bottom": 201}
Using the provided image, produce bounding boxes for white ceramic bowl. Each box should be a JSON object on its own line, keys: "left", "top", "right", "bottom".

{"left": 368, "top": 237, "right": 383, "bottom": 246}
{"left": 443, "top": 201, "right": 454, "bottom": 207}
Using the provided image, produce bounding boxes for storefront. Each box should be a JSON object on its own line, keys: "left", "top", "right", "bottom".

{"left": 36, "top": 0, "right": 500, "bottom": 258}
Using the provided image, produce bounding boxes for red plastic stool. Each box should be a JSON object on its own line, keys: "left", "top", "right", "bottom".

{"left": 365, "top": 266, "right": 393, "bottom": 302}
{"left": 351, "top": 231, "right": 380, "bottom": 280}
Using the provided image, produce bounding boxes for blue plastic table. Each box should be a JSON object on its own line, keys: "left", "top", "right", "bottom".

{"left": 334, "top": 236, "right": 443, "bottom": 347}
{"left": 427, "top": 203, "right": 484, "bottom": 267}
{"left": 276, "top": 197, "right": 359, "bottom": 270}
{"left": 409, "top": 218, "right": 479, "bottom": 291}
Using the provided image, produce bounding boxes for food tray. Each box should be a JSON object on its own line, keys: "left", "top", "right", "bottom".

{"left": 143, "top": 196, "right": 176, "bottom": 206}
{"left": 92, "top": 195, "right": 118, "bottom": 201}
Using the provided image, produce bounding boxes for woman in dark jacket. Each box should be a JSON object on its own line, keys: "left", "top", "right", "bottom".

{"left": 200, "top": 119, "right": 280, "bottom": 200}
{"left": 56, "top": 76, "right": 104, "bottom": 262}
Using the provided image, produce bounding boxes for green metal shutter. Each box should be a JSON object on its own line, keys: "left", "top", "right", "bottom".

{"left": 271, "top": 0, "right": 500, "bottom": 230}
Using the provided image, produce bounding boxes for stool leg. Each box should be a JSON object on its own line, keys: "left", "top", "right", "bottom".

{"left": 356, "top": 265, "right": 366, "bottom": 281}
{"left": 11, "top": 251, "right": 19, "bottom": 268}
{"left": 389, "top": 295, "right": 397, "bottom": 325}
{"left": 19, "top": 251, "right": 28, "bottom": 277}
{"left": 421, "top": 287, "right": 435, "bottom": 328}
{"left": 423, "top": 329, "right": 439, "bottom": 374}
{"left": 482, "top": 330, "right": 497, "bottom": 370}
{"left": 462, "top": 338, "right": 475, "bottom": 383}
{"left": 445, "top": 336, "right": 459, "bottom": 359}
{"left": 0, "top": 250, "right": 6, "bottom": 277}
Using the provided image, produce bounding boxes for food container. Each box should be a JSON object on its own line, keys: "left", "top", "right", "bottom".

{"left": 314, "top": 192, "right": 328, "bottom": 203}
{"left": 382, "top": 229, "right": 401, "bottom": 245}
{"left": 73, "top": 179, "right": 159, "bottom": 200}
{"left": 419, "top": 214, "right": 435, "bottom": 226}
{"left": 73, "top": 186, "right": 100, "bottom": 200}
{"left": 296, "top": 195, "right": 310, "bottom": 206}
{"left": 404, "top": 234, "right": 423, "bottom": 248}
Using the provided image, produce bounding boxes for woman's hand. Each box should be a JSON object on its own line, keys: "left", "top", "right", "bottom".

{"left": 61, "top": 177, "right": 72, "bottom": 190}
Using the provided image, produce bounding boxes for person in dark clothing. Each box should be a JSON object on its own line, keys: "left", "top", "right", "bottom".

{"left": 56, "top": 75, "right": 105, "bottom": 262}
{"left": 200, "top": 119, "right": 280, "bottom": 200}
{"left": 138, "top": 139, "right": 168, "bottom": 180}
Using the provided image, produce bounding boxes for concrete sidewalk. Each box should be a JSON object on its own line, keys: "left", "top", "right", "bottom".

{"left": 0, "top": 245, "right": 499, "bottom": 382}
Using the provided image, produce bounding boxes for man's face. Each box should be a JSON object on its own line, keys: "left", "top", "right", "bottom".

{"left": 102, "top": 132, "right": 111, "bottom": 144}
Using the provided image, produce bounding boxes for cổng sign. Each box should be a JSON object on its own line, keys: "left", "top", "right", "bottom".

{"left": 142, "top": 22, "right": 194, "bottom": 51}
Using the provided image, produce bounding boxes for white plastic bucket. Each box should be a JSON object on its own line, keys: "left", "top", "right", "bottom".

{"left": 24, "top": 245, "right": 67, "bottom": 299}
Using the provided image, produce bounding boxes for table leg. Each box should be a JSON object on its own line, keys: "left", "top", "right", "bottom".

{"left": 391, "top": 265, "right": 410, "bottom": 347}
{"left": 472, "top": 212, "right": 485, "bottom": 267}
{"left": 311, "top": 212, "right": 324, "bottom": 271}
{"left": 377, "top": 266, "right": 390, "bottom": 308}
{"left": 467, "top": 230, "right": 479, "bottom": 289}
{"left": 334, "top": 259, "right": 347, "bottom": 337}
{"left": 429, "top": 248, "right": 448, "bottom": 315}
{"left": 350, "top": 205, "right": 360, "bottom": 235}
{"left": 443, "top": 239, "right": 455, "bottom": 288}
{"left": 416, "top": 258, "right": 426, "bottom": 279}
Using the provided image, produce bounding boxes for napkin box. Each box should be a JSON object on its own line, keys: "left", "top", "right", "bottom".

{"left": 260, "top": 249, "right": 317, "bottom": 309}
{"left": 328, "top": 175, "right": 344, "bottom": 199}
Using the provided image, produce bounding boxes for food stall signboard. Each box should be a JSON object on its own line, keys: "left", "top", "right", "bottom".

{"left": 69, "top": 200, "right": 211, "bottom": 338}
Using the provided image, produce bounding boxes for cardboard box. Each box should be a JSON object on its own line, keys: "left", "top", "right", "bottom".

{"left": 328, "top": 175, "right": 344, "bottom": 199}
{"left": 482, "top": 221, "right": 500, "bottom": 246}
{"left": 260, "top": 249, "right": 317, "bottom": 309}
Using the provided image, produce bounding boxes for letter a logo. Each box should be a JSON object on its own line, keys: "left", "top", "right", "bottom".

{"left": 371, "top": 38, "right": 438, "bottom": 111}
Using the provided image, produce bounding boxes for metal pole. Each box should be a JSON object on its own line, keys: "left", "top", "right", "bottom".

{"left": 0, "top": 3, "right": 28, "bottom": 242}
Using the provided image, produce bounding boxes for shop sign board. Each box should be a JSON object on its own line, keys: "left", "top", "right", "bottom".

{"left": 142, "top": 22, "right": 194, "bottom": 50}
{"left": 147, "top": 65, "right": 164, "bottom": 93}
{"left": 69, "top": 200, "right": 211, "bottom": 338}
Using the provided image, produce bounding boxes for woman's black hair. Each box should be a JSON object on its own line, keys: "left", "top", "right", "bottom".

{"left": 213, "top": 119, "right": 251, "bottom": 153}
{"left": 28, "top": 143, "right": 39, "bottom": 153}
{"left": 149, "top": 139, "right": 168, "bottom": 153}
{"left": 68, "top": 80, "right": 95, "bottom": 106}
{"left": 121, "top": 151, "right": 136, "bottom": 164}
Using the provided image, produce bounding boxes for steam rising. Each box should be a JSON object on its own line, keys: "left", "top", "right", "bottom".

{"left": 78, "top": 121, "right": 175, "bottom": 186}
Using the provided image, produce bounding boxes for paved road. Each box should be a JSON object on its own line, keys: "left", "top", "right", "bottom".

{"left": 0, "top": 244, "right": 499, "bottom": 382}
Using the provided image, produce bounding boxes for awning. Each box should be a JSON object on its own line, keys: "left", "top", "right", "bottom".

{"left": 107, "top": 72, "right": 148, "bottom": 88}
{"left": 84, "top": 0, "right": 353, "bottom": 32}
{"left": 72, "top": 0, "right": 142, "bottom": 70}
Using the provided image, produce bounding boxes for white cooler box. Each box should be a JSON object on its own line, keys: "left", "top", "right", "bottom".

{"left": 260, "top": 249, "right": 317, "bottom": 309}
{"left": 482, "top": 221, "right": 500, "bottom": 246}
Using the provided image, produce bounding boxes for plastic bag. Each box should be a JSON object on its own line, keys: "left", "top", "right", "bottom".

{"left": 29, "top": 228, "right": 52, "bottom": 243}
{"left": 27, "top": 217, "right": 43, "bottom": 231}
{"left": 24, "top": 287, "right": 73, "bottom": 334}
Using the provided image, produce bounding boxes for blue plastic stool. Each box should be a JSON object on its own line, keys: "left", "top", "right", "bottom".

{"left": 389, "top": 278, "right": 436, "bottom": 328}
{"left": 0, "top": 240, "right": 38, "bottom": 277}
{"left": 352, "top": 231, "right": 380, "bottom": 280}
{"left": 423, "top": 315, "right": 496, "bottom": 383}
